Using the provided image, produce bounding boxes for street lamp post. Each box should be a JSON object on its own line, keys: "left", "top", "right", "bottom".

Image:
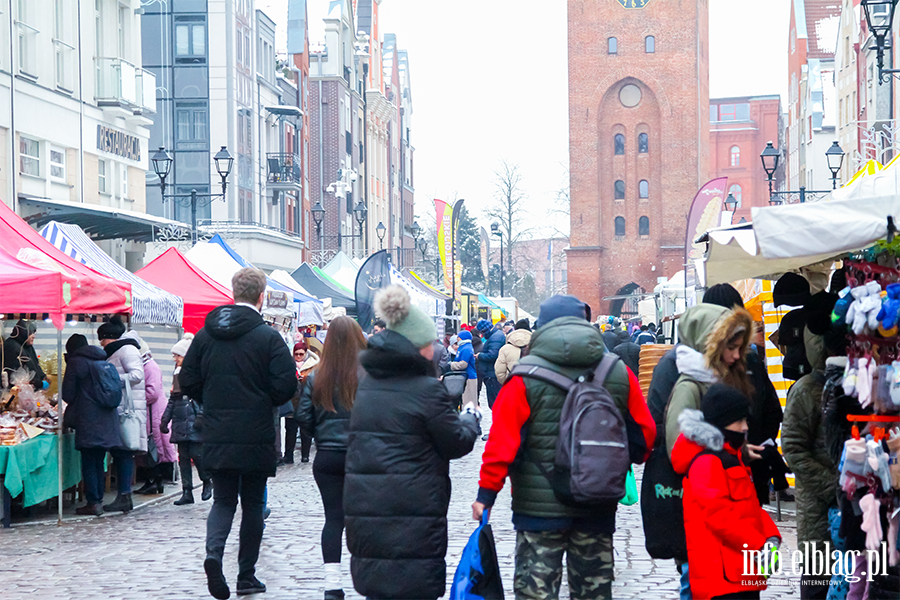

{"left": 152, "top": 146, "right": 234, "bottom": 244}
{"left": 759, "top": 141, "right": 845, "bottom": 205}
{"left": 376, "top": 221, "right": 386, "bottom": 250}
{"left": 861, "top": 0, "right": 900, "bottom": 84}
{"left": 491, "top": 221, "right": 504, "bottom": 297}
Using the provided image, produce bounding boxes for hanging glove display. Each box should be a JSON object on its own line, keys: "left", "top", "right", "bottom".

{"left": 843, "top": 360, "right": 859, "bottom": 398}
{"left": 857, "top": 357, "right": 875, "bottom": 409}
{"left": 867, "top": 438, "right": 893, "bottom": 494}
{"left": 878, "top": 283, "right": 900, "bottom": 330}
{"left": 859, "top": 493, "right": 883, "bottom": 552}
{"left": 887, "top": 428, "right": 900, "bottom": 490}
{"left": 840, "top": 438, "right": 868, "bottom": 493}
{"left": 833, "top": 286, "right": 853, "bottom": 325}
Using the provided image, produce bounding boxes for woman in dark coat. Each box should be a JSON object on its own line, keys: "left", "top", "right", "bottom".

{"left": 62, "top": 334, "right": 122, "bottom": 516}
{"left": 344, "top": 286, "right": 480, "bottom": 600}
{"left": 3, "top": 320, "right": 46, "bottom": 389}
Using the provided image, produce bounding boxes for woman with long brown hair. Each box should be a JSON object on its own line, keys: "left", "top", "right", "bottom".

{"left": 296, "top": 316, "right": 366, "bottom": 600}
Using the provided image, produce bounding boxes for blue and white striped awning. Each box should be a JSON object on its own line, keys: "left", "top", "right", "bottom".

{"left": 40, "top": 221, "right": 184, "bottom": 326}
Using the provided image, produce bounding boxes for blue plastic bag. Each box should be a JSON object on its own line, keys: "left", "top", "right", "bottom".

{"left": 450, "top": 509, "right": 505, "bottom": 599}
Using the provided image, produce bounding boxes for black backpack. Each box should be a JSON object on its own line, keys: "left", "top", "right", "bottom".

{"left": 89, "top": 360, "right": 123, "bottom": 409}
{"left": 511, "top": 355, "right": 631, "bottom": 506}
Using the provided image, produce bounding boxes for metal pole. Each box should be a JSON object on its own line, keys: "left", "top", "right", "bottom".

{"left": 57, "top": 329, "right": 63, "bottom": 526}
{"left": 799, "top": 186, "right": 806, "bottom": 204}
{"left": 500, "top": 234, "right": 504, "bottom": 297}
{"left": 191, "top": 189, "right": 198, "bottom": 245}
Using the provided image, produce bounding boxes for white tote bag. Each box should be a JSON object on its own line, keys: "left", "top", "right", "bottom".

{"left": 118, "top": 378, "right": 142, "bottom": 451}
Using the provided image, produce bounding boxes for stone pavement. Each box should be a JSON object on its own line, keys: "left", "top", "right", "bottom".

{"left": 0, "top": 406, "right": 801, "bottom": 599}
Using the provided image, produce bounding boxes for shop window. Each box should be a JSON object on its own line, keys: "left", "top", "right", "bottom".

{"left": 639, "top": 179, "right": 649, "bottom": 199}
{"left": 639, "top": 216, "right": 650, "bottom": 236}
{"left": 614, "top": 134, "right": 625, "bottom": 155}
{"left": 614, "top": 180, "right": 625, "bottom": 200}
{"left": 614, "top": 216, "right": 626, "bottom": 237}
{"left": 608, "top": 37, "right": 617, "bottom": 54}
{"left": 729, "top": 184, "right": 743, "bottom": 207}
{"left": 730, "top": 145, "right": 740, "bottom": 167}
{"left": 645, "top": 36, "right": 655, "bottom": 53}
{"left": 50, "top": 146, "right": 66, "bottom": 181}
{"left": 19, "top": 136, "right": 39, "bottom": 176}
{"left": 638, "top": 132, "right": 649, "bottom": 153}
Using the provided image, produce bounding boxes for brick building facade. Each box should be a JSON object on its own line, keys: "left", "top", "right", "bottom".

{"left": 709, "top": 96, "right": 784, "bottom": 222}
{"left": 567, "top": 0, "right": 710, "bottom": 315}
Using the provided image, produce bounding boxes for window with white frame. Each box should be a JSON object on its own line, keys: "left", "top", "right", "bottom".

{"left": 17, "top": 0, "right": 38, "bottom": 77}
{"left": 117, "top": 4, "right": 127, "bottom": 59}
{"left": 50, "top": 146, "right": 66, "bottom": 181}
{"left": 120, "top": 164, "right": 129, "bottom": 198}
{"left": 53, "top": 0, "right": 74, "bottom": 91}
{"left": 98, "top": 159, "right": 108, "bottom": 193}
{"left": 19, "top": 136, "right": 39, "bottom": 176}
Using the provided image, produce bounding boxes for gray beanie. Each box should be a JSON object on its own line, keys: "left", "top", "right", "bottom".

{"left": 375, "top": 285, "right": 435, "bottom": 348}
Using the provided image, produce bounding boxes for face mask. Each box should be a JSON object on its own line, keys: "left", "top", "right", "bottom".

{"left": 722, "top": 429, "right": 746, "bottom": 451}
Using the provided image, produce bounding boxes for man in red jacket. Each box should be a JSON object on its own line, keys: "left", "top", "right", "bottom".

{"left": 671, "top": 383, "right": 781, "bottom": 600}
{"left": 471, "top": 295, "right": 656, "bottom": 599}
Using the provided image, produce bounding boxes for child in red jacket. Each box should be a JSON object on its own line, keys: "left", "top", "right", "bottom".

{"left": 671, "top": 383, "right": 782, "bottom": 600}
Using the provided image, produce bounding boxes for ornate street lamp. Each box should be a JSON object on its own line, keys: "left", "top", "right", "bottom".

{"left": 724, "top": 193, "right": 738, "bottom": 212}
{"left": 825, "top": 141, "right": 846, "bottom": 189}
{"left": 861, "top": 0, "right": 900, "bottom": 83}
{"left": 376, "top": 221, "right": 386, "bottom": 250}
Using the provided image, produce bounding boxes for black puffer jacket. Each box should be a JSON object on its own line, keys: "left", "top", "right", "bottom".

{"left": 161, "top": 372, "right": 202, "bottom": 444}
{"left": 179, "top": 305, "right": 296, "bottom": 476}
{"left": 3, "top": 320, "right": 45, "bottom": 389}
{"left": 344, "top": 330, "right": 479, "bottom": 599}
{"left": 295, "top": 371, "right": 352, "bottom": 451}
{"left": 61, "top": 345, "right": 122, "bottom": 450}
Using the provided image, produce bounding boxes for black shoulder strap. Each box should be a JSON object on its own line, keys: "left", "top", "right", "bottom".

{"left": 510, "top": 353, "right": 620, "bottom": 392}
{"left": 686, "top": 447, "right": 739, "bottom": 475}
{"left": 593, "top": 353, "right": 619, "bottom": 385}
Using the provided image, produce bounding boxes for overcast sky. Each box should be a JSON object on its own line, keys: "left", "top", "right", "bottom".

{"left": 262, "top": 0, "right": 793, "bottom": 236}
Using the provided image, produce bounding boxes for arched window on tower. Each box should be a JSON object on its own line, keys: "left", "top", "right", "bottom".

{"left": 638, "top": 132, "right": 649, "bottom": 153}
{"left": 639, "top": 180, "right": 649, "bottom": 199}
{"left": 730, "top": 145, "right": 741, "bottom": 167}
{"left": 608, "top": 37, "right": 617, "bottom": 54}
{"left": 728, "top": 184, "right": 743, "bottom": 208}
{"left": 645, "top": 36, "right": 655, "bottom": 53}
{"left": 614, "top": 134, "right": 625, "bottom": 155}
{"left": 639, "top": 216, "right": 650, "bottom": 236}
{"left": 615, "top": 216, "right": 626, "bottom": 237}
{"left": 614, "top": 180, "right": 625, "bottom": 200}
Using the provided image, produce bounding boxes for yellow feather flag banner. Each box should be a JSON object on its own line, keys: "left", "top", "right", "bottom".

{"left": 435, "top": 199, "right": 453, "bottom": 291}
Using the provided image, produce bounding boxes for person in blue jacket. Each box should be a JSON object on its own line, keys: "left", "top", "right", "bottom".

{"left": 475, "top": 319, "right": 507, "bottom": 409}
{"left": 451, "top": 330, "right": 479, "bottom": 407}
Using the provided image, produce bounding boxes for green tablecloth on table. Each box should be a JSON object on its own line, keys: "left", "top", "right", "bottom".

{"left": 0, "top": 433, "right": 81, "bottom": 507}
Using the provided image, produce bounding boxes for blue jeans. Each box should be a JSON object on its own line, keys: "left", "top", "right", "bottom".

{"left": 826, "top": 506, "right": 849, "bottom": 600}
{"left": 680, "top": 560, "right": 692, "bottom": 600}
{"left": 80, "top": 448, "right": 107, "bottom": 504}
{"left": 109, "top": 449, "right": 134, "bottom": 495}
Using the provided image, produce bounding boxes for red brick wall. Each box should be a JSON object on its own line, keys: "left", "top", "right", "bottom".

{"left": 567, "top": 0, "right": 710, "bottom": 315}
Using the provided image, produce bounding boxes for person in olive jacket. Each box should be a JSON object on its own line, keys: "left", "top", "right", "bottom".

{"left": 296, "top": 316, "right": 367, "bottom": 600}
{"left": 344, "top": 286, "right": 481, "bottom": 600}
{"left": 179, "top": 267, "right": 297, "bottom": 600}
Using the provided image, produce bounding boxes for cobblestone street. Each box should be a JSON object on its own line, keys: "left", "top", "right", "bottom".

{"left": 1, "top": 408, "right": 801, "bottom": 599}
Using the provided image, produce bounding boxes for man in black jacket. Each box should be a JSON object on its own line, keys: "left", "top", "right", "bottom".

{"left": 180, "top": 267, "right": 296, "bottom": 600}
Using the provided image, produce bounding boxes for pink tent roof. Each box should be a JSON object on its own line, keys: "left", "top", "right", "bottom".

{"left": 136, "top": 247, "right": 233, "bottom": 334}
{"left": 0, "top": 201, "right": 132, "bottom": 325}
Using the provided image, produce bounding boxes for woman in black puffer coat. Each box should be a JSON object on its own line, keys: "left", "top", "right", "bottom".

{"left": 344, "top": 286, "right": 480, "bottom": 600}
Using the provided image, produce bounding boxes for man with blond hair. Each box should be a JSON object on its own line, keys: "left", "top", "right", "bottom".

{"left": 180, "top": 267, "right": 296, "bottom": 599}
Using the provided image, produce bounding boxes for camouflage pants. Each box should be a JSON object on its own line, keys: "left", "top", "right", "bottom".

{"left": 514, "top": 529, "right": 614, "bottom": 600}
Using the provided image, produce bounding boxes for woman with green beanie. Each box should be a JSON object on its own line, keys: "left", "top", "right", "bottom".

{"left": 344, "top": 285, "right": 481, "bottom": 600}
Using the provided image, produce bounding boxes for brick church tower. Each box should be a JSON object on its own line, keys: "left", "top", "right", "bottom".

{"left": 567, "top": 0, "right": 710, "bottom": 316}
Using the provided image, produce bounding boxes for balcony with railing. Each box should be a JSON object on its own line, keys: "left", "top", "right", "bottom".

{"left": 95, "top": 58, "right": 156, "bottom": 115}
{"left": 266, "top": 153, "right": 302, "bottom": 191}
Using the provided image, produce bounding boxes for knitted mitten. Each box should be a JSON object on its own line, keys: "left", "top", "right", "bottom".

{"left": 888, "top": 508, "right": 899, "bottom": 567}
{"left": 841, "top": 439, "right": 868, "bottom": 491}
{"left": 858, "top": 358, "right": 874, "bottom": 408}
{"left": 847, "top": 285, "right": 870, "bottom": 335}
{"left": 833, "top": 286, "right": 853, "bottom": 325}
{"left": 887, "top": 431, "right": 900, "bottom": 490}
{"left": 879, "top": 283, "right": 900, "bottom": 330}
{"left": 867, "top": 439, "right": 893, "bottom": 493}
{"left": 859, "top": 493, "right": 883, "bottom": 552}
{"left": 863, "top": 281, "right": 885, "bottom": 331}
{"left": 844, "top": 362, "right": 859, "bottom": 398}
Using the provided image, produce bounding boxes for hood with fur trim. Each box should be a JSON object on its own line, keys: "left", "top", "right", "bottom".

{"left": 703, "top": 307, "right": 754, "bottom": 387}
{"left": 671, "top": 409, "right": 726, "bottom": 475}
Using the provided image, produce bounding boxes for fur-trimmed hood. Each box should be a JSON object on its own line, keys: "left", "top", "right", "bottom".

{"left": 671, "top": 409, "right": 729, "bottom": 475}
{"left": 703, "top": 307, "right": 753, "bottom": 374}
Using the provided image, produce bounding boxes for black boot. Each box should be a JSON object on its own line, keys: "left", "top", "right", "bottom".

{"left": 102, "top": 493, "right": 133, "bottom": 513}
{"left": 135, "top": 477, "right": 162, "bottom": 495}
{"left": 201, "top": 480, "right": 213, "bottom": 502}
{"left": 174, "top": 489, "right": 194, "bottom": 505}
{"left": 324, "top": 590, "right": 345, "bottom": 600}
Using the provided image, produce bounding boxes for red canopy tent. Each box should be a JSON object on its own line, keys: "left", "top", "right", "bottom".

{"left": 137, "top": 247, "right": 233, "bottom": 334}
{"left": 0, "top": 200, "right": 131, "bottom": 325}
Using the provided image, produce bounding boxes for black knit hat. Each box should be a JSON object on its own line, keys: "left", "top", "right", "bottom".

{"left": 701, "top": 383, "right": 750, "bottom": 431}
{"left": 65, "top": 334, "right": 88, "bottom": 355}
{"left": 97, "top": 316, "right": 126, "bottom": 341}
{"left": 703, "top": 283, "right": 745, "bottom": 310}
{"left": 773, "top": 273, "right": 811, "bottom": 307}
{"left": 514, "top": 318, "right": 531, "bottom": 331}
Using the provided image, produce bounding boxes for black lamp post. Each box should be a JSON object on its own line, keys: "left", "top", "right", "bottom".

{"left": 152, "top": 145, "right": 233, "bottom": 244}
{"left": 353, "top": 200, "right": 368, "bottom": 246}
{"left": 759, "top": 140, "right": 844, "bottom": 204}
{"left": 724, "top": 193, "right": 738, "bottom": 212}
{"left": 861, "top": 0, "right": 900, "bottom": 84}
{"left": 311, "top": 200, "right": 325, "bottom": 255}
{"left": 376, "top": 221, "right": 386, "bottom": 250}
{"left": 491, "top": 221, "right": 504, "bottom": 297}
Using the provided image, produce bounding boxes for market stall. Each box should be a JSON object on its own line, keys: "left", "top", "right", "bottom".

{"left": 136, "top": 248, "right": 232, "bottom": 334}
{"left": 322, "top": 251, "right": 361, "bottom": 292}
{"left": 290, "top": 263, "right": 356, "bottom": 316}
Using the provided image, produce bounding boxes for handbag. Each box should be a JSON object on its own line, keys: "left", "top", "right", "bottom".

{"left": 450, "top": 509, "right": 505, "bottom": 600}
{"left": 619, "top": 466, "right": 638, "bottom": 506}
{"left": 639, "top": 443, "right": 688, "bottom": 561}
{"left": 118, "top": 378, "right": 142, "bottom": 451}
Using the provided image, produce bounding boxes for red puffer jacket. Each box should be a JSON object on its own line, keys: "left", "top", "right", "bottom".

{"left": 671, "top": 410, "right": 781, "bottom": 600}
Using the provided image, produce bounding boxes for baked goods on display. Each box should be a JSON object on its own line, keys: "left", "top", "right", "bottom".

{"left": 0, "top": 368, "right": 59, "bottom": 444}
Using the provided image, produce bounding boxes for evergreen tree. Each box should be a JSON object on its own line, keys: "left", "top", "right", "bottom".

{"left": 456, "top": 205, "right": 485, "bottom": 291}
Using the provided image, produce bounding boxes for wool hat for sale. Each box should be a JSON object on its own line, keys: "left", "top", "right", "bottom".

{"left": 97, "top": 315, "right": 127, "bottom": 340}
{"left": 65, "top": 334, "right": 88, "bottom": 355}
{"left": 536, "top": 295, "right": 590, "bottom": 329}
{"left": 773, "top": 273, "right": 811, "bottom": 308}
{"left": 476, "top": 319, "right": 493, "bottom": 333}
{"left": 375, "top": 285, "right": 436, "bottom": 349}
{"left": 171, "top": 333, "right": 195, "bottom": 357}
{"left": 701, "top": 383, "right": 750, "bottom": 431}
{"left": 805, "top": 291, "right": 839, "bottom": 335}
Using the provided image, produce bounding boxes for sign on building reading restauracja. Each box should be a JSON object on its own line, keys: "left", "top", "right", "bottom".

{"left": 96, "top": 125, "right": 141, "bottom": 161}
